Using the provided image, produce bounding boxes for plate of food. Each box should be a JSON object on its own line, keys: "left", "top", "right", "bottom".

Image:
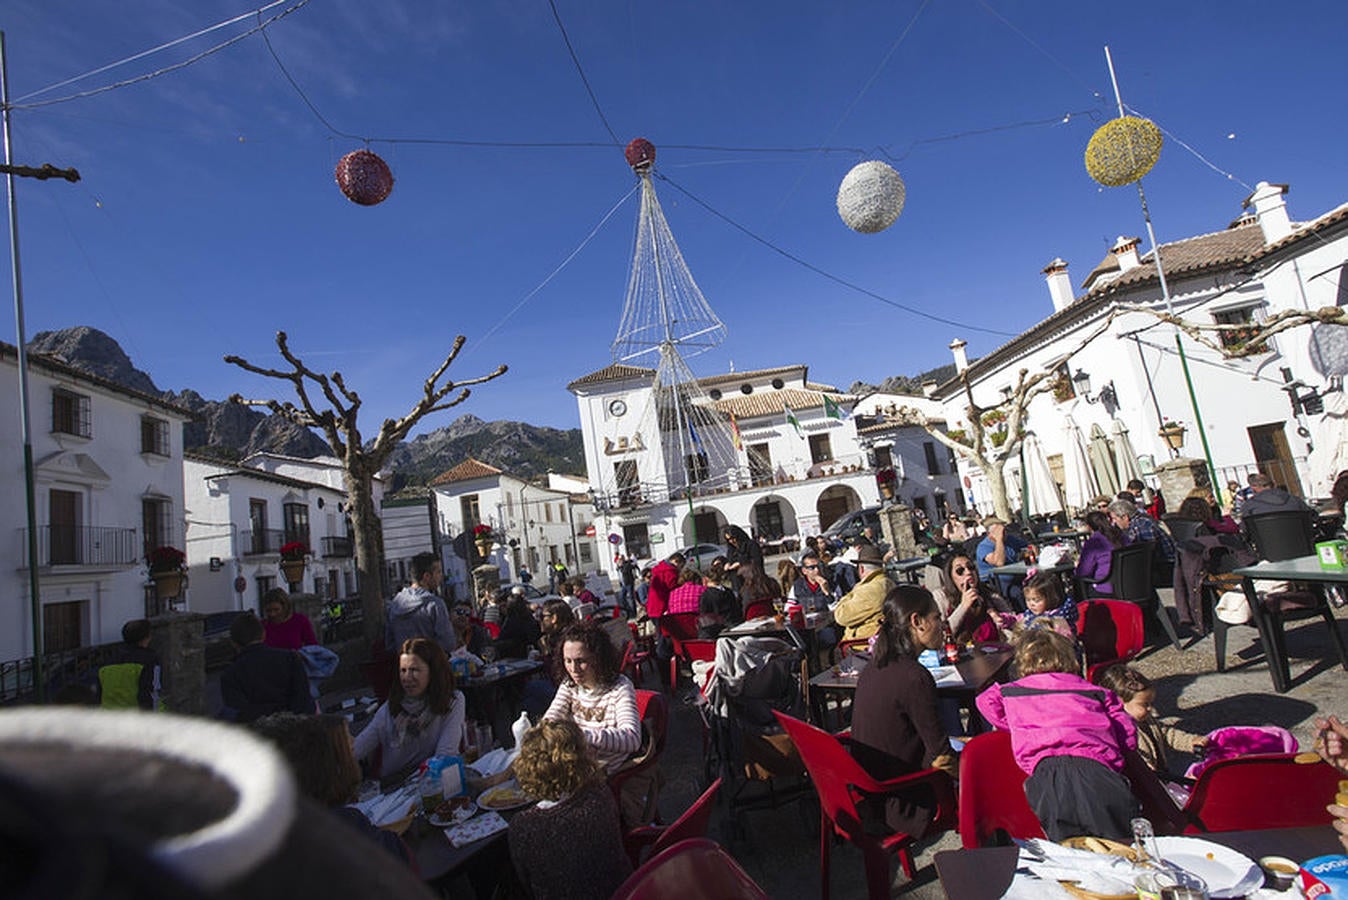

{"left": 477, "top": 781, "right": 533, "bottom": 811}
{"left": 1151, "top": 836, "right": 1262, "bottom": 899}
{"left": 428, "top": 795, "right": 477, "bottom": 827}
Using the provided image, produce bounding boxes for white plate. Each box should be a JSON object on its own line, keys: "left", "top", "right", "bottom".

{"left": 477, "top": 782, "right": 534, "bottom": 811}
{"left": 1152, "top": 836, "right": 1263, "bottom": 899}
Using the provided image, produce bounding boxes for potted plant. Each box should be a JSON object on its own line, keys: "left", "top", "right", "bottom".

{"left": 147, "top": 545, "right": 187, "bottom": 601}
{"left": 1158, "top": 420, "right": 1186, "bottom": 451}
{"left": 279, "top": 540, "right": 309, "bottom": 589}
{"left": 876, "top": 466, "right": 898, "bottom": 500}
{"left": 473, "top": 524, "right": 495, "bottom": 560}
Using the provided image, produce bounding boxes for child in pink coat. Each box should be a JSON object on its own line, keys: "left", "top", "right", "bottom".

{"left": 976, "top": 629, "right": 1138, "bottom": 842}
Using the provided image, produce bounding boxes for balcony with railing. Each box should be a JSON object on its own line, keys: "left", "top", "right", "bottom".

{"left": 240, "top": 528, "right": 285, "bottom": 556}
{"left": 17, "top": 525, "right": 139, "bottom": 569}
{"left": 321, "top": 535, "right": 353, "bottom": 558}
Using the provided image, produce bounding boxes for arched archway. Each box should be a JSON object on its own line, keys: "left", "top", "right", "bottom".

{"left": 750, "top": 494, "right": 798, "bottom": 542}
{"left": 816, "top": 484, "right": 863, "bottom": 531}
{"left": 680, "top": 505, "right": 727, "bottom": 547}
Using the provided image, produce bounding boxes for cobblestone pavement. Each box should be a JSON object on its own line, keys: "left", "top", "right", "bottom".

{"left": 648, "top": 598, "right": 1348, "bottom": 899}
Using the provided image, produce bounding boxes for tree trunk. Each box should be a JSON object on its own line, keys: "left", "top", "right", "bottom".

{"left": 343, "top": 462, "right": 386, "bottom": 650}
{"left": 984, "top": 465, "right": 1014, "bottom": 522}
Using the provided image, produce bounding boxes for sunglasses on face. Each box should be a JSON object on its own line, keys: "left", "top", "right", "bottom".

{"left": 953, "top": 565, "right": 971, "bottom": 575}
{"left": 802, "top": 564, "right": 818, "bottom": 570}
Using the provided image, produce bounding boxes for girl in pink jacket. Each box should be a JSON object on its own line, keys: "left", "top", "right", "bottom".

{"left": 976, "top": 629, "right": 1138, "bottom": 841}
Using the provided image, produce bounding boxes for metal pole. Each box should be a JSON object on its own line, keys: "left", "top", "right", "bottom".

{"left": 1104, "top": 46, "right": 1222, "bottom": 505}
{"left": 1, "top": 32, "right": 46, "bottom": 701}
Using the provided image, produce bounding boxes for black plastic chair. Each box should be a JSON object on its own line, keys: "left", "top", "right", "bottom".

{"left": 1163, "top": 516, "right": 1207, "bottom": 544}
{"left": 1077, "top": 541, "right": 1182, "bottom": 650}
{"left": 1237, "top": 510, "right": 1348, "bottom": 692}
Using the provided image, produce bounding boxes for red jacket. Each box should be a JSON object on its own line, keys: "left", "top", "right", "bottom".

{"left": 647, "top": 560, "right": 679, "bottom": 619}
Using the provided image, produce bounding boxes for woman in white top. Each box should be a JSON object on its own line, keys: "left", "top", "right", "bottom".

{"left": 543, "top": 620, "right": 641, "bottom": 772}
{"left": 941, "top": 513, "right": 970, "bottom": 544}
{"left": 354, "top": 637, "right": 465, "bottom": 782}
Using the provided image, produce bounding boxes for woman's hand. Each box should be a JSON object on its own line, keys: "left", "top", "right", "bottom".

{"left": 959, "top": 585, "right": 981, "bottom": 611}
{"left": 1316, "top": 715, "right": 1348, "bottom": 774}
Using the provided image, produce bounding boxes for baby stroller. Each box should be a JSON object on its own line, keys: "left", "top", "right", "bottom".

{"left": 700, "top": 630, "right": 812, "bottom": 839}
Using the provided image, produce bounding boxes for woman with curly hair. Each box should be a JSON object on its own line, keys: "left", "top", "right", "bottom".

{"left": 353, "top": 637, "right": 465, "bottom": 782}
{"left": 508, "top": 719, "right": 632, "bottom": 899}
{"left": 542, "top": 620, "right": 641, "bottom": 773}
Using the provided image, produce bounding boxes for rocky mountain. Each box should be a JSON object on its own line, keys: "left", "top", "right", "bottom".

{"left": 27, "top": 327, "right": 584, "bottom": 484}
{"left": 848, "top": 361, "right": 963, "bottom": 397}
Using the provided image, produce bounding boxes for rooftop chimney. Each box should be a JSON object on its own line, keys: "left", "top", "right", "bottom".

{"left": 1110, "top": 236, "right": 1142, "bottom": 272}
{"left": 1042, "top": 258, "right": 1074, "bottom": 312}
{"left": 921, "top": 379, "right": 937, "bottom": 398}
{"left": 1243, "top": 181, "right": 1292, "bottom": 244}
{"left": 949, "top": 338, "right": 969, "bottom": 373}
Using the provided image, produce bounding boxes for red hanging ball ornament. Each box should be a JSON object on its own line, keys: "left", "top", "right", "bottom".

{"left": 334, "top": 149, "right": 394, "bottom": 206}
{"left": 625, "top": 138, "right": 656, "bottom": 173}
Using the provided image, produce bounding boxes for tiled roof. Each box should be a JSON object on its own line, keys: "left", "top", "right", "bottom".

{"left": 430, "top": 458, "right": 503, "bottom": 485}
{"left": 566, "top": 363, "right": 655, "bottom": 391}
{"left": 804, "top": 381, "right": 840, "bottom": 392}
{"left": 710, "top": 388, "right": 850, "bottom": 420}
{"left": 696, "top": 364, "right": 807, "bottom": 389}
{"left": 186, "top": 454, "right": 334, "bottom": 491}
{"left": 1081, "top": 222, "right": 1265, "bottom": 296}
{"left": 855, "top": 416, "right": 947, "bottom": 436}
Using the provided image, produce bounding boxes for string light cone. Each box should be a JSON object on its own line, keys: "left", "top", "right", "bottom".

{"left": 1084, "top": 116, "right": 1163, "bottom": 187}
{"left": 836, "top": 160, "right": 906, "bottom": 233}
{"left": 334, "top": 149, "right": 394, "bottom": 205}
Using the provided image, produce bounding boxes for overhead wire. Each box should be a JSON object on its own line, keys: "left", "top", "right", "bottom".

{"left": 546, "top": 0, "right": 621, "bottom": 148}
{"left": 6, "top": 0, "right": 312, "bottom": 110}
{"left": 656, "top": 172, "right": 1017, "bottom": 338}
{"left": 1122, "top": 103, "right": 1254, "bottom": 193}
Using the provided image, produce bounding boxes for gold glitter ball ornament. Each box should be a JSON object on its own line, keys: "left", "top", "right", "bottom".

{"left": 836, "top": 160, "right": 906, "bottom": 233}
{"left": 1085, "top": 116, "right": 1163, "bottom": 187}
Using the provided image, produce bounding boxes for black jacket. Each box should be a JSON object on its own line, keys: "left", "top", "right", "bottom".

{"left": 221, "top": 642, "right": 313, "bottom": 722}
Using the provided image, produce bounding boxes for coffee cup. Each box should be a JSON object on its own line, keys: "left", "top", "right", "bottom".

{"left": 1259, "top": 856, "right": 1298, "bottom": 891}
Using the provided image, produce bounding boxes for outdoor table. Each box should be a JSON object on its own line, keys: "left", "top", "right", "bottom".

{"left": 461, "top": 658, "right": 544, "bottom": 742}
{"left": 1036, "top": 529, "right": 1089, "bottom": 548}
{"left": 808, "top": 646, "right": 1013, "bottom": 732}
{"left": 1230, "top": 554, "right": 1348, "bottom": 693}
{"left": 933, "top": 825, "right": 1342, "bottom": 900}
{"left": 886, "top": 555, "right": 932, "bottom": 584}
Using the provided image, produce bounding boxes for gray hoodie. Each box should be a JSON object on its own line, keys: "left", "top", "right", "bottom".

{"left": 384, "top": 585, "right": 455, "bottom": 655}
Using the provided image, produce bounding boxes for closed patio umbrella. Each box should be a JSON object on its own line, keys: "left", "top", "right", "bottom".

{"left": 1062, "top": 415, "right": 1099, "bottom": 512}
{"left": 1111, "top": 418, "right": 1145, "bottom": 486}
{"left": 1020, "top": 431, "right": 1064, "bottom": 518}
{"left": 1088, "top": 423, "right": 1121, "bottom": 497}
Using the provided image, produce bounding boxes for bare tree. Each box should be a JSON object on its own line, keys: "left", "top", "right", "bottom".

{"left": 225, "top": 331, "right": 506, "bottom": 645}
{"left": 1116, "top": 303, "right": 1347, "bottom": 360}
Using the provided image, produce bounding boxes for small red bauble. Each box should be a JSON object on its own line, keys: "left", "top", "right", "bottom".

{"left": 625, "top": 138, "right": 656, "bottom": 173}
{"left": 334, "top": 149, "right": 394, "bottom": 206}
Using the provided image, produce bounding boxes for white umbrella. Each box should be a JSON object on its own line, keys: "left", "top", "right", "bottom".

{"left": 1062, "top": 415, "right": 1099, "bottom": 512}
{"left": 1088, "top": 423, "right": 1121, "bottom": 497}
{"left": 1019, "top": 432, "right": 1064, "bottom": 516}
{"left": 1111, "top": 418, "right": 1145, "bottom": 485}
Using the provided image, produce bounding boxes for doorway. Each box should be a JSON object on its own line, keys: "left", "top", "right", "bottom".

{"left": 1247, "top": 423, "right": 1304, "bottom": 496}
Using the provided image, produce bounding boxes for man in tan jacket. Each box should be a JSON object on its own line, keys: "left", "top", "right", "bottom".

{"left": 832, "top": 544, "right": 891, "bottom": 641}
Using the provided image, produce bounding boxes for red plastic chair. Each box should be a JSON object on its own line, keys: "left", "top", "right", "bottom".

{"left": 743, "top": 600, "right": 775, "bottom": 621}
{"left": 658, "top": 613, "right": 700, "bottom": 689}
{"left": 610, "top": 838, "right": 769, "bottom": 900}
{"left": 624, "top": 778, "right": 723, "bottom": 866}
{"left": 957, "top": 730, "right": 1045, "bottom": 848}
{"left": 1076, "top": 599, "right": 1145, "bottom": 683}
{"left": 774, "top": 711, "right": 956, "bottom": 899}
{"left": 482, "top": 621, "right": 501, "bottom": 640}
{"left": 1181, "top": 753, "right": 1342, "bottom": 833}
{"left": 609, "top": 690, "right": 670, "bottom": 816}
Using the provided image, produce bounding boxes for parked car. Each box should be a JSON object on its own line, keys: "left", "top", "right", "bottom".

{"left": 495, "top": 582, "right": 560, "bottom": 607}
{"left": 676, "top": 543, "right": 727, "bottom": 571}
{"left": 821, "top": 506, "right": 882, "bottom": 545}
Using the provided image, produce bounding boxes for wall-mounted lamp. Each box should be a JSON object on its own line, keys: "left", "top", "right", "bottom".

{"left": 1071, "top": 369, "right": 1118, "bottom": 407}
{"left": 1280, "top": 366, "right": 1336, "bottom": 419}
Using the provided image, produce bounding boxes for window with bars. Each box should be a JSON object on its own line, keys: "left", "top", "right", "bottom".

{"left": 1213, "top": 306, "right": 1270, "bottom": 353}
{"left": 283, "top": 502, "right": 310, "bottom": 547}
{"left": 52, "top": 389, "right": 91, "bottom": 437}
{"left": 140, "top": 416, "right": 170, "bottom": 456}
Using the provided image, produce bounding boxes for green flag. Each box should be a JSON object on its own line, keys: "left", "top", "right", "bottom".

{"left": 823, "top": 394, "right": 846, "bottom": 421}
{"left": 783, "top": 404, "right": 802, "bottom": 436}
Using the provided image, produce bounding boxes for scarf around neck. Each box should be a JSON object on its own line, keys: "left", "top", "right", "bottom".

{"left": 391, "top": 696, "right": 436, "bottom": 749}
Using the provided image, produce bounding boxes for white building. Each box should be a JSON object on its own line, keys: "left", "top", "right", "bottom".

{"left": 932, "top": 181, "right": 1348, "bottom": 512}
{"left": 569, "top": 363, "right": 948, "bottom": 581}
{"left": 0, "top": 343, "right": 191, "bottom": 659}
{"left": 850, "top": 390, "right": 968, "bottom": 517}
{"left": 183, "top": 454, "right": 359, "bottom": 615}
{"left": 429, "top": 459, "right": 596, "bottom": 596}
{"left": 380, "top": 492, "right": 439, "bottom": 593}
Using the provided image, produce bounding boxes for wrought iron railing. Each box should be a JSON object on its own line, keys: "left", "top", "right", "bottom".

{"left": 0, "top": 640, "right": 123, "bottom": 706}
{"left": 240, "top": 528, "right": 286, "bottom": 556}
{"left": 321, "top": 535, "right": 353, "bottom": 558}
{"left": 17, "top": 524, "right": 139, "bottom": 568}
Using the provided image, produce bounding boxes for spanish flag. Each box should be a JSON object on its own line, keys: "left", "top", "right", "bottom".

{"left": 730, "top": 414, "right": 743, "bottom": 451}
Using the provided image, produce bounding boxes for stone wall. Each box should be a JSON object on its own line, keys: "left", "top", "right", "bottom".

{"left": 878, "top": 502, "right": 920, "bottom": 560}
{"left": 149, "top": 612, "right": 206, "bottom": 715}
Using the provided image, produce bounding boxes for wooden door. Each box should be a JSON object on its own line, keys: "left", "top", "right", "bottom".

{"left": 1247, "top": 423, "right": 1304, "bottom": 496}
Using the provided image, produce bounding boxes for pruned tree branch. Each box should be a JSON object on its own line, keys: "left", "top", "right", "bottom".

{"left": 1113, "top": 303, "right": 1346, "bottom": 358}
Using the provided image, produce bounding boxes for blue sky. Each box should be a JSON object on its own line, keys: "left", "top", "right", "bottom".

{"left": 4, "top": 1, "right": 1347, "bottom": 434}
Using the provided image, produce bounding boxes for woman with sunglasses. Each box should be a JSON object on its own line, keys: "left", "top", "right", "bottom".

{"left": 936, "top": 554, "right": 1004, "bottom": 644}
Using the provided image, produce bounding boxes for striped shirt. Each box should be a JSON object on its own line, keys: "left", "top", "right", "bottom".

{"left": 544, "top": 675, "right": 642, "bottom": 772}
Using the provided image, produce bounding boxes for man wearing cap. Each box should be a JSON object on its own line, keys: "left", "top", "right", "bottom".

{"left": 832, "top": 544, "right": 890, "bottom": 641}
